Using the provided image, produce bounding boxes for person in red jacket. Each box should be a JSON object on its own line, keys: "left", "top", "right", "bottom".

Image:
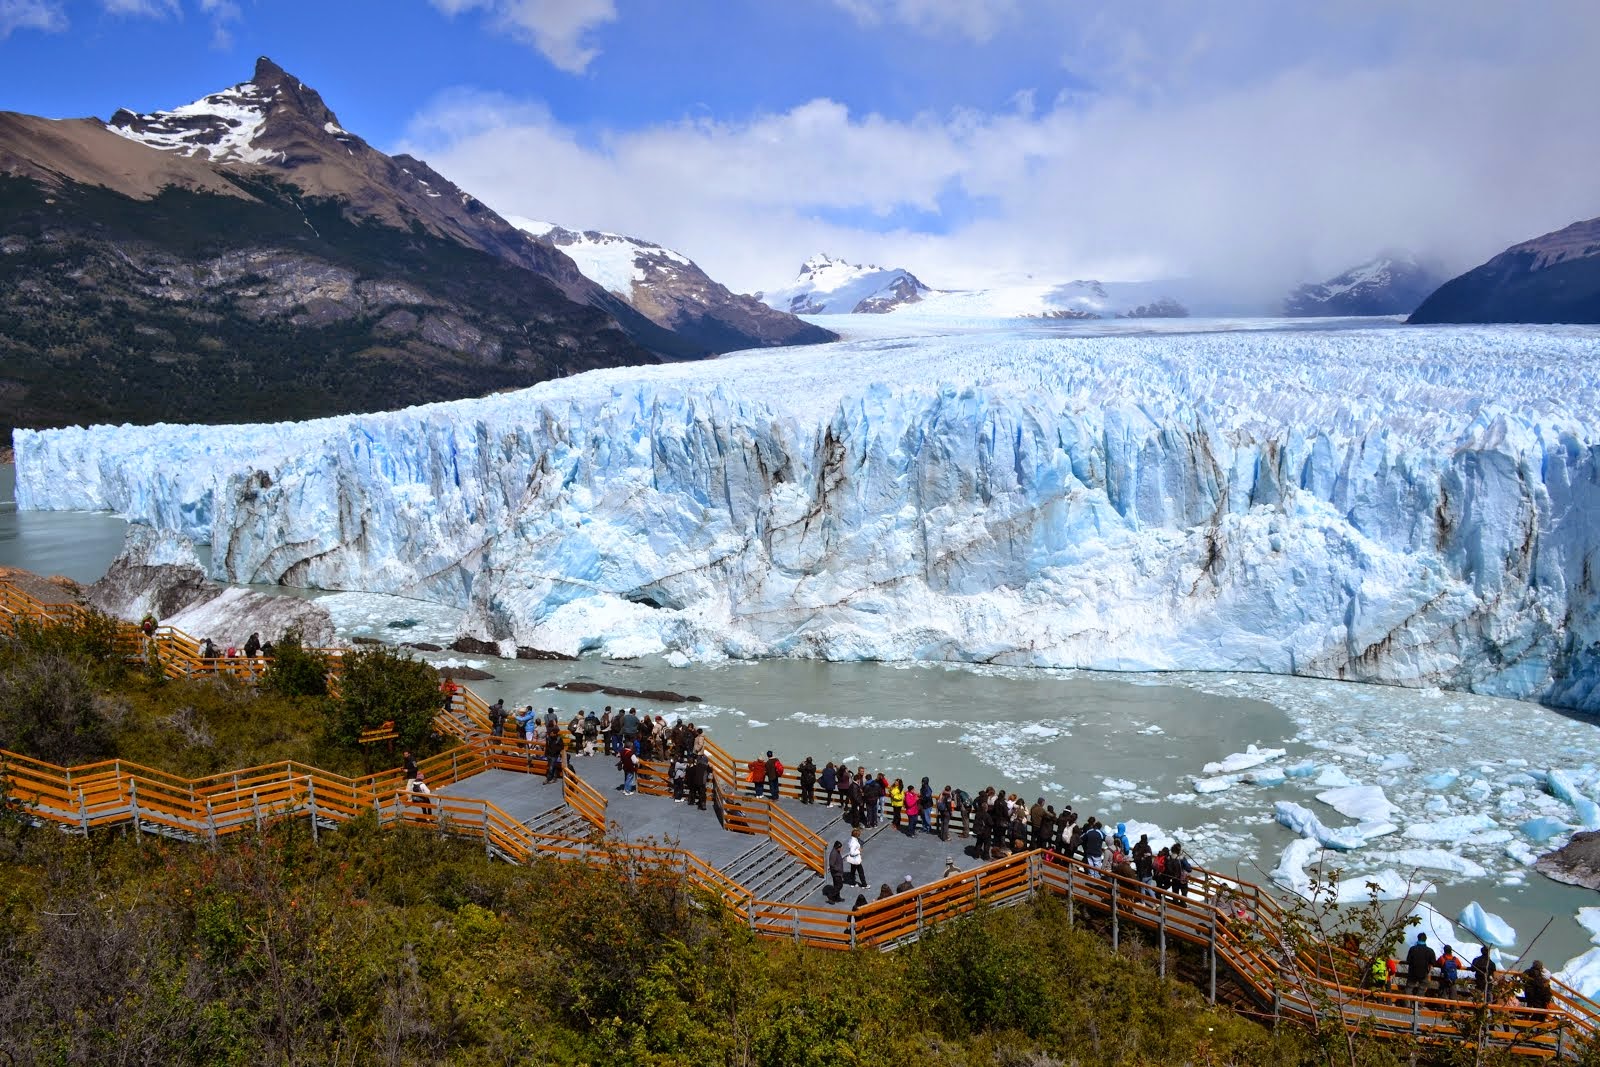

{"left": 747, "top": 758, "right": 765, "bottom": 797}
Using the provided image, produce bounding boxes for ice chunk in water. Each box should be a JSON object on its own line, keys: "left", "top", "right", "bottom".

{"left": 1194, "top": 774, "right": 1242, "bottom": 794}
{"left": 1243, "top": 767, "right": 1286, "bottom": 786}
{"left": 1316, "top": 784, "right": 1397, "bottom": 823}
{"left": 1314, "top": 766, "right": 1358, "bottom": 788}
{"left": 1202, "top": 744, "right": 1285, "bottom": 775}
{"left": 1519, "top": 815, "right": 1568, "bottom": 843}
{"left": 1382, "top": 848, "right": 1488, "bottom": 879}
{"left": 1375, "top": 753, "right": 1414, "bottom": 771}
{"left": 1402, "top": 813, "right": 1498, "bottom": 842}
{"left": 1546, "top": 769, "right": 1600, "bottom": 829}
{"left": 1408, "top": 902, "right": 1481, "bottom": 960}
{"left": 1272, "top": 837, "right": 1323, "bottom": 898}
{"left": 1457, "top": 902, "right": 1516, "bottom": 948}
{"left": 1421, "top": 769, "right": 1459, "bottom": 790}
{"left": 1275, "top": 801, "right": 1366, "bottom": 851}
{"left": 1284, "top": 761, "right": 1319, "bottom": 778}
{"left": 1334, "top": 870, "right": 1434, "bottom": 903}
{"left": 1556, "top": 947, "right": 1600, "bottom": 1000}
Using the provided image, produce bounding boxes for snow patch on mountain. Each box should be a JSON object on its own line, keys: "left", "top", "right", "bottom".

{"left": 761, "top": 254, "right": 931, "bottom": 315}
{"left": 1284, "top": 252, "right": 1442, "bottom": 317}
{"left": 107, "top": 81, "right": 285, "bottom": 165}
{"left": 15, "top": 322, "right": 1600, "bottom": 711}
{"left": 508, "top": 216, "right": 690, "bottom": 299}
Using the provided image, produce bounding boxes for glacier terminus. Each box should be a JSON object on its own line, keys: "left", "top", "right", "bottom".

{"left": 16, "top": 319, "right": 1600, "bottom": 711}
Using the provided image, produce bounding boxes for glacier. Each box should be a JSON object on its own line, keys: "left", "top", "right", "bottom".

{"left": 14, "top": 320, "right": 1600, "bottom": 709}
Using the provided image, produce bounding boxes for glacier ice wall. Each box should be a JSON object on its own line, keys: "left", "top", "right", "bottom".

{"left": 16, "top": 322, "right": 1600, "bottom": 709}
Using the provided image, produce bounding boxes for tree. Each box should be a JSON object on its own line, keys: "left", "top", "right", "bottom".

{"left": 262, "top": 629, "right": 330, "bottom": 698}
{"left": 331, "top": 645, "right": 440, "bottom": 751}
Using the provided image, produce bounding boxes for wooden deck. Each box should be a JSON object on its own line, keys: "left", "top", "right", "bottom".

{"left": 1, "top": 578, "right": 1595, "bottom": 1059}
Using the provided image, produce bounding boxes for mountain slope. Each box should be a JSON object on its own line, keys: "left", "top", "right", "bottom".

{"left": 761, "top": 254, "right": 932, "bottom": 315}
{"left": 512, "top": 220, "right": 834, "bottom": 351}
{"left": 1409, "top": 218, "right": 1600, "bottom": 324}
{"left": 1283, "top": 253, "right": 1442, "bottom": 317}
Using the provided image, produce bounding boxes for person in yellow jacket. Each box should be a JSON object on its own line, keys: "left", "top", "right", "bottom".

{"left": 888, "top": 779, "right": 906, "bottom": 830}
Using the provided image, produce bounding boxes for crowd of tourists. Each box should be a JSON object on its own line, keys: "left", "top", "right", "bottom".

{"left": 1368, "top": 932, "right": 1555, "bottom": 1010}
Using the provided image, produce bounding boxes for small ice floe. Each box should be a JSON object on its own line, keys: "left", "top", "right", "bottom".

{"left": 1503, "top": 841, "right": 1538, "bottom": 866}
{"left": 1020, "top": 723, "right": 1061, "bottom": 739}
{"left": 1519, "top": 815, "right": 1568, "bottom": 843}
{"left": 1334, "top": 870, "right": 1435, "bottom": 903}
{"left": 1284, "top": 761, "right": 1319, "bottom": 778}
{"left": 1101, "top": 777, "right": 1139, "bottom": 792}
{"left": 1457, "top": 902, "right": 1516, "bottom": 948}
{"left": 1421, "top": 768, "right": 1460, "bottom": 790}
{"left": 1373, "top": 753, "right": 1414, "bottom": 771}
{"left": 1194, "top": 774, "right": 1242, "bottom": 794}
{"left": 1271, "top": 837, "right": 1323, "bottom": 898}
{"left": 1379, "top": 848, "right": 1488, "bottom": 878}
{"left": 1314, "top": 765, "right": 1358, "bottom": 788}
{"left": 664, "top": 651, "right": 691, "bottom": 668}
{"left": 1315, "top": 784, "right": 1397, "bottom": 824}
{"left": 1275, "top": 801, "right": 1368, "bottom": 851}
{"left": 1402, "top": 813, "right": 1497, "bottom": 842}
{"left": 1546, "top": 769, "right": 1600, "bottom": 829}
{"left": 1202, "top": 744, "right": 1285, "bottom": 776}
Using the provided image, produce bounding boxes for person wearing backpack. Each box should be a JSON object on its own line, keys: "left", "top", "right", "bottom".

{"left": 1080, "top": 820, "right": 1106, "bottom": 871}
{"left": 488, "top": 699, "right": 507, "bottom": 739}
{"left": 618, "top": 743, "right": 638, "bottom": 796}
{"left": 935, "top": 786, "right": 954, "bottom": 841}
{"left": 764, "top": 752, "right": 784, "bottom": 801}
{"left": 798, "top": 757, "right": 817, "bottom": 804}
{"left": 1436, "top": 945, "right": 1462, "bottom": 998}
{"left": 1168, "top": 842, "right": 1193, "bottom": 901}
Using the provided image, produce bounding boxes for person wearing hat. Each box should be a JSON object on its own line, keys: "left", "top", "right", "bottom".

{"left": 764, "top": 750, "right": 784, "bottom": 801}
{"left": 895, "top": 874, "right": 915, "bottom": 894}
{"left": 1522, "top": 961, "right": 1553, "bottom": 1009}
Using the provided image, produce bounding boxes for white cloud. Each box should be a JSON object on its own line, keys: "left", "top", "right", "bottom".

{"left": 0, "top": 0, "right": 66, "bottom": 37}
{"left": 198, "top": 0, "right": 240, "bottom": 49}
{"left": 429, "top": 0, "right": 616, "bottom": 73}
{"left": 397, "top": 4, "right": 1600, "bottom": 307}
{"left": 832, "top": 0, "right": 1018, "bottom": 42}
{"left": 101, "top": 0, "right": 180, "bottom": 15}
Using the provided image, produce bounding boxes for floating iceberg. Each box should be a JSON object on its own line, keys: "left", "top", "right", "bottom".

{"left": 1546, "top": 769, "right": 1600, "bottom": 829}
{"left": 1557, "top": 948, "right": 1600, "bottom": 1000}
{"left": 15, "top": 324, "right": 1600, "bottom": 708}
{"left": 1316, "top": 784, "right": 1398, "bottom": 824}
{"left": 1203, "top": 744, "right": 1285, "bottom": 776}
{"left": 1403, "top": 813, "right": 1498, "bottom": 842}
{"left": 1334, "top": 870, "right": 1435, "bottom": 903}
{"left": 1380, "top": 848, "right": 1488, "bottom": 879}
{"left": 1275, "top": 801, "right": 1373, "bottom": 851}
{"left": 1408, "top": 902, "right": 1482, "bottom": 960}
{"left": 1315, "top": 766, "right": 1358, "bottom": 789}
{"left": 1271, "top": 837, "right": 1324, "bottom": 898}
{"left": 1457, "top": 902, "right": 1517, "bottom": 948}
{"left": 1519, "top": 816, "right": 1568, "bottom": 843}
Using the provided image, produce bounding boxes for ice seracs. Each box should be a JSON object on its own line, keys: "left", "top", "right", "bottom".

{"left": 14, "top": 321, "right": 1600, "bottom": 714}
{"left": 1457, "top": 901, "right": 1517, "bottom": 948}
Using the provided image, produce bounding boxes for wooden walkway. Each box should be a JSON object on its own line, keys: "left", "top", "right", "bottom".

{"left": 0, "top": 579, "right": 1594, "bottom": 1059}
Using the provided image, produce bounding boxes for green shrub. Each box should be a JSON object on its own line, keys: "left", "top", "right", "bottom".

{"left": 262, "top": 628, "right": 329, "bottom": 698}
{"left": 331, "top": 645, "right": 440, "bottom": 750}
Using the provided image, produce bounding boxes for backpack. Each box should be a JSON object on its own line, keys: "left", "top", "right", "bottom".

{"left": 1440, "top": 956, "right": 1460, "bottom": 981}
{"left": 954, "top": 788, "right": 972, "bottom": 810}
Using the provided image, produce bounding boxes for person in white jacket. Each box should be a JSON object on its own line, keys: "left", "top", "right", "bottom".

{"left": 846, "top": 829, "right": 865, "bottom": 887}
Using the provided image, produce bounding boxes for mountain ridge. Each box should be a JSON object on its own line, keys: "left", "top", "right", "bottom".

{"left": 1409, "top": 217, "right": 1600, "bottom": 324}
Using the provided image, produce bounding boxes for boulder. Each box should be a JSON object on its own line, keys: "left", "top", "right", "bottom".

{"left": 1535, "top": 830, "right": 1600, "bottom": 890}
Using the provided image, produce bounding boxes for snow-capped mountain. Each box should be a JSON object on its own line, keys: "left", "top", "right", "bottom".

{"left": 511, "top": 220, "right": 833, "bottom": 351}
{"left": 1410, "top": 217, "right": 1600, "bottom": 324}
{"left": 1283, "top": 252, "right": 1442, "bottom": 317}
{"left": 761, "top": 254, "right": 932, "bottom": 315}
{"left": 764, "top": 255, "right": 1190, "bottom": 319}
{"left": 18, "top": 322, "right": 1600, "bottom": 713}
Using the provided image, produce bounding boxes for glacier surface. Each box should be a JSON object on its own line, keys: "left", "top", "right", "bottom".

{"left": 15, "top": 321, "right": 1600, "bottom": 708}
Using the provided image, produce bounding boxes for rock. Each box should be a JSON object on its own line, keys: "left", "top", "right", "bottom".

{"left": 539, "top": 680, "right": 701, "bottom": 704}
{"left": 1535, "top": 830, "right": 1600, "bottom": 889}
{"left": 88, "top": 525, "right": 337, "bottom": 647}
{"left": 450, "top": 635, "right": 499, "bottom": 656}
{"left": 404, "top": 641, "right": 444, "bottom": 652}
{"left": 438, "top": 665, "right": 495, "bottom": 681}
{"left": 517, "top": 645, "right": 576, "bottom": 661}
{"left": 351, "top": 636, "right": 384, "bottom": 645}
{"left": 0, "top": 565, "right": 83, "bottom": 604}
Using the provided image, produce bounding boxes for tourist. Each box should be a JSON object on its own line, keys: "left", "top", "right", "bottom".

{"left": 747, "top": 757, "right": 766, "bottom": 797}
{"left": 599, "top": 708, "right": 613, "bottom": 752}
{"left": 618, "top": 743, "right": 637, "bottom": 796}
{"left": 1081, "top": 818, "right": 1106, "bottom": 871}
{"left": 407, "top": 770, "right": 433, "bottom": 815}
{"left": 543, "top": 728, "right": 564, "bottom": 783}
{"left": 1169, "top": 842, "right": 1193, "bottom": 900}
{"left": 942, "top": 856, "right": 960, "bottom": 880}
{"left": 876, "top": 883, "right": 895, "bottom": 901}
{"left": 846, "top": 829, "right": 865, "bottom": 886}
{"left": 1436, "top": 945, "right": 1462, "bottom": 999}
{"left": 852, "top": 894, "right": 869, "bottom": 911}
{"left": 669, "top": 754, "right": 686, "bottom": 801}
{"left": 566, "top": 711, "right": 585, "bottom": 755}
{"left": 439, "top": 674, "right": 458, "bottom": 711}
{"left": 764, "top": 750, "right": 784, "bottom": 800}
{"left": 935, "top": 786, "right": 953, "bottom": 841}
{"left": 902, "top": 781, "right": 920, "bottom": 836}
{"left": 896, "top": 874, "right": 915, "bottom": 894}
{"left": 243, "top": 631, "right": 262, "bottom": 659}
{"left": 488, "top": 698, "right": 507, "bottom": 738}
{"left": 825, "top": 841, "right": 846, "bottom": 903}
{"left": 1522, "top": 962, "right": 1553, "bottom": 1010}
{"left": 687, "top": 755, "right": 709, "bottom": 810}
{"left": 620, "top": 707, "right": 640, "bottom": 753}
{"left": 402, "top": 750, "right": 418, "bottom": 781}
{"left": 1404, "top": 933, "right": 1437, "bottom": 996}
{"left": 584, "top": 709, "right": 600, "bottom": 753}
{"left": 1154, "top": 846, "right": 1173, "bottom": 891}
{"left": 798, "top": 757, "right": 817, "bottom": 804}
{"left": 866, "top": 773, "right": 885, "bottom": 827}
{"left": 820, "top": 761, "right": 838, "bottom": 807}
{"left": 952, "top": 787, "right": 972, "bottom": 838}
{"left": 916, "top": 778, "right": 934, "bottom": 835}
{"left": 515, "top": 705, "right": 538, "bottom": 743}
{"left": 1471, "top": 946, "right": 1497, "bottom": 998}
{"left": 1364, "top": 956, "right": 1391, "bottom": 990}
{"left": 889, "top": 778, "right": 906, "bottom": 829}
{"left": 201, "top": 637, "right": 219, "bottom": 659}
{"left": 1029, "top": 797, "right": 1048, "bottom": 850}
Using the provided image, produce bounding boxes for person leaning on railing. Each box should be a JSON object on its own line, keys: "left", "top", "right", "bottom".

{"left": 1521, "top": 962, "right": 1553, "bottom": 1010}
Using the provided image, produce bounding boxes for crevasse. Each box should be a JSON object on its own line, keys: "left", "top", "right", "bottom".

{"left": 16, "top": 323, "right": 1600, "bottom": 708}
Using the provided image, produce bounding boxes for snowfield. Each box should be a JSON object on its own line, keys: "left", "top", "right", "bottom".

{"left": 15, "top": 320, "right": 1600, "bottom": 709}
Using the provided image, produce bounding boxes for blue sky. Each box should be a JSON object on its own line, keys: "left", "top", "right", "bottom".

{"left": 4, "top": 1, "right": 1599, "bottom": 298}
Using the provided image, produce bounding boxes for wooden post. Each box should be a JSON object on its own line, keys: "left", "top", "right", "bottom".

{"left": 206, "top": 798, "right": 217, "bottom": 846}
{"left": 482, "top": 801, "right": 491, "bottom": 857}
{"left": 130, "top": 779, "right": 142, "bottom": 842}
{"left": 1410, "top": 997, "right": 1420, "bottom": 1035}
{"left": 1067, "top": 861, "right": 1075, "bottom": 927}
{"left": 849, "top": 912, "right": 857, "bottom": 951}
{"left": 451, "top": 749, "right": 459, "bottom": 782}
{"left": 1158, "top": 894, "right": 1167, "bottom": 977}
{"left": 1208, "top": 915, "right": 1218, "bottom": 1005}
{"left": 252, "top": 790, "right": 261, "bottom": 831}
{"left": 793, "top": 910, "right": 801, "bottom": 945}
{"left": 78, "top": 788, "right": 88, "bottom": 833}
{"left": 307, "top": 776, "right": 319, "bottom": 843}
{"left": 1111, "top": 874, "right": 1120, "bottom": 953}
{"left": 916, "top": 894, "right": 924, "bottom": 936}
